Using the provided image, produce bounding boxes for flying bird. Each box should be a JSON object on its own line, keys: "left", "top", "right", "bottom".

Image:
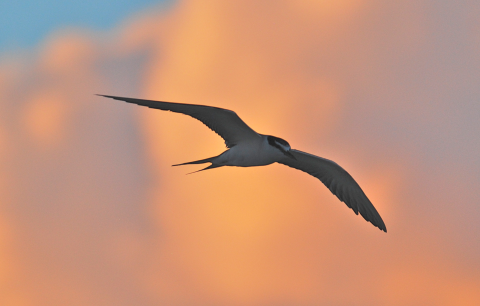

{"left": 98, "top": 95, "right": 387, "bottom": 232}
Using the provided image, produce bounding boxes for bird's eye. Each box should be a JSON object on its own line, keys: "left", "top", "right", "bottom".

{"left": 276, "top": 139, "right": 290, "bottom": 149}
{"left": 267, "top": 136, "right": 290, "bottom": 150}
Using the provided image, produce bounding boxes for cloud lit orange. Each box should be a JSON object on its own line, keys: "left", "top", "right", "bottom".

{"left": 0, "top": 0, "right": 479, "bottom": 305}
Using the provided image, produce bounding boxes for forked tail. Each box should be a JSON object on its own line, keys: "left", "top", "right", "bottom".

{"left": 172, "top": 156, "right": 216, "bottom": 166}
{"left": 172, "top": 155, "right": 222, "bottom": 174}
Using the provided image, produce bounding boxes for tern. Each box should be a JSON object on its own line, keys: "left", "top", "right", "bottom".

{"left": 98, "top": 95, "right": 387, "bottom": 232}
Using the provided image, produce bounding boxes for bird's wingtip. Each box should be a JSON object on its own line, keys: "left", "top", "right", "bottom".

{"left": 96, "top": 94, "right": 111, "bottom": 98}
{"left": 377, "top": 223, "right": 387, "bottom": 233}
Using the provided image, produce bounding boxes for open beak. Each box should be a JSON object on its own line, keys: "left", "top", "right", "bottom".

{"left": 284, "top": 150, "right": 296, "bottom": 160}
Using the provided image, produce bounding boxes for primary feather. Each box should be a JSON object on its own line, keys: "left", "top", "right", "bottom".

{"left": 278, "top": 150, "right": 386, "bottom": 232}
{"left": 97, "top": 95, "right": 258, "bottom": 148}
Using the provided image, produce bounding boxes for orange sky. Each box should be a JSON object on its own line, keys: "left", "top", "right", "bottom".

{"left": 1, "top": 0, "right": 479, "bottom": 305}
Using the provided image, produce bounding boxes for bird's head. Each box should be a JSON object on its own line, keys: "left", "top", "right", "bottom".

{"left": 267, "top": 136, "right": 296, "bottom": 160}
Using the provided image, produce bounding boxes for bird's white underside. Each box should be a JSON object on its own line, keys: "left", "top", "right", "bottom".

{"left": 214, "top": 135, "right": 285, "bottom": 167}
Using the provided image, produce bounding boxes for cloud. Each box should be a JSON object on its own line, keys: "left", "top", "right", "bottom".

{"left": 0, "top": 0, "right": 479, "bottom": 305}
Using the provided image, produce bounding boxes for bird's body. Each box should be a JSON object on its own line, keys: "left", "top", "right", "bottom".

{"left": 206, "top": 135, "right": 285, "bottom": 167}
{"left": 98, "top": 94, "right": 387, "bottom": 232}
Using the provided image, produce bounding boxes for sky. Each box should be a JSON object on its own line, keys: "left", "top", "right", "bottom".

{"left": 1, "top": 0, "right": 480, "bottom": 305}
{"left": 0, "top": 0, "right": 172, "bottom": 54}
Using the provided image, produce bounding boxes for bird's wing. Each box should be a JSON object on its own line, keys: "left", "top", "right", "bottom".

{"left": 98, "top": 95, "right": 259, "bottom": 148}
{"left": 278, "top": 149, "right": 386, "bottom": 232}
